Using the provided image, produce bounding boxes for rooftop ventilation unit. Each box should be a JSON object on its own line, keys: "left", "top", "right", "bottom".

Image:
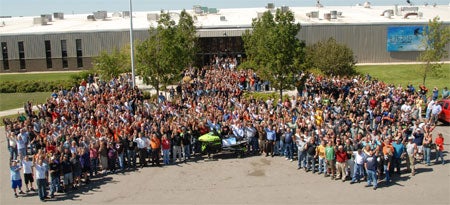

{"left": 112, "top": 12, "right": 122, "bottom": 17}
{"left": 330, "top": 10, "right": 337, "bottom": 19}
{"left": 364, "top": 2, "right": 371, "bottom": 8}
{"left": 53, "top": 12, "right": 64, "bottom": 20}
{"left": 87, "top": 15, "right": 95, "bottom": 21}
{"left": 147, "top": 13, "right": 159, "bottom": 21}
{"left": 123, "top": 11, "right": 130, "bottom": 17}
{"left": 324, "top": 13, "right": 331, "bottom": 20}
{"left": 41, "top": 14, "right": 52, "bottom": 22}
{"left": 93, "top": 11, "right": 107, "bottom": 20}
{"left": 266, "top": 3, "right": 275, "bottom": 9}
{"left": 33, "top": 16, "right": 48, "bottom": 25}
{"left": 220, "top": 16, "right": 226, "bottom": 21}
{"left": 209, "top": 8, "right": 218, "bottom": 14}
{"left": 310, "top": 11, "right": 319, "bottom": 18}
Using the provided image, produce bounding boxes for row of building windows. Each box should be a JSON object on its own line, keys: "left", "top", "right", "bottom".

{"left": 1, "top": 39, "right": 83, "bottom": 70}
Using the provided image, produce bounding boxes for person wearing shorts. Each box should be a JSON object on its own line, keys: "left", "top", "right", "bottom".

{"left": 10, "top": 161, "right": 25, "bottom": 198}
{"left": 61, "top": 156, "right": 73, "bottom": 192}
{"left": 22, "top": 157, "right": 35, "bottom": 192}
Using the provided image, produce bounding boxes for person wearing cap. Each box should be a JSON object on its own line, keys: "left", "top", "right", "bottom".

{"left": 435, "top": 133, "right": 445, "bottom": 165}
{"left": 406, "top": 136, "right": 417, "bottom": 176}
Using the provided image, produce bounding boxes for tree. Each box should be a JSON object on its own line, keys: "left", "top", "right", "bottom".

{"left": 243, "top": 9, "right": 305, "bottom": 100}
{"left": 418, "top": 16, "right": 450, "bottom": 85}
{"left": 93, "top": 46, "right": 130, "bottom": 81}
{"left": 136, "top": 10, "right": 197, "bottom": 95}
{"left": 305, "top": 37, "right": 356, "bottom": 77}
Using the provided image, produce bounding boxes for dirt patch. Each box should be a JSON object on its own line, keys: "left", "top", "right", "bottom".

{"left": 248, "top": 169, "right": 265, "bottom": 176}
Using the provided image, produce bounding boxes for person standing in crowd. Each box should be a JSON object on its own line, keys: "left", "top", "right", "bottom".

{"left": 325, "top": 140, "right": 336, "bottom": 179}
{"left": 161, "top": 134, "right": 171, "bottom": 165}
{"left": 48, "top": 156, "right": 61, "bottom": 198}
{"left": 430, "top": 102, "right": 442, "bottom": 125}
{"left": 98, "top": 141, "right": 109, "bottom": 174}
{"left": 10, "top": 160, "right": 24, "bottom": 198}
{"left": 422, "top": 133, "right": 433, "bottom": 166}
{"left": 295, "top": 134, "right": 306, "bottom": 170}
{"left": 116, "top": 137, "right": 125, "bottom": 171}
{"left": 107, "top": 143, "right": 118, "bottom": 174}
{"left": 135, "top": 132, "right": 149, "bottom": 168}
{"left": 435, "top": 133, "right": 445, "bottom": 165}
{"left": 383, "top": 149, "right": 393, "bottom": 183}
{"left": 335, "top": 145, "right": 348, "bottom": 182}
{"left": 150, "top": 133, "right": 161, "bottom": 166}
{"left": 171, "top": 131, "right": 182, "bottom": 163}
{"left": 392, "top": 137, "right": 405, "bottom": 174}
{"left": 442, "top": 87, "right": 449, "bottom": 99}
{"left": 406, "top": 136, "right": 417, "bottom": 176}
{"left": 181, "top": 128, "right": 191, "bottom": 161}
{"left": 244, "top": 123, "right": 258, "bottom": 155}
{"left": 61, "top": 155, "right": 73, "bottom": 193}
{"left": 34, "top": 158, "right": 49, "bottom": 201}
{"left": 126, "top": 134, "right": 137, "bottom": 169}
{"left": 71, "top": 152, "right": 82, "bottom": 189}
{"left": 21, "top": 156, "right": 35, "bottom": 193}
{"left": 305, "top": 137, "right": 317, "bottom": 173}
{"left": 315, "top": 140, "right": 327, "bottom": 175}
{"left": 413, "top": 128, "right": 425, "bottom": 162}
{"left": 80, "top": 148, "right": 91, "bottom": 184}
{"left": 350, "top": 148, "right": 365, "bottom": 184}
{"left": 89, "top": 143, "right": 99, "bottom": 177}
{"left": 364, "top": 149, "right": 378, "bottom": 190}
{"left": 283, "top": 128, "right": 294, "bottom": 161}
{"left": 264, "top": 125, "right": 276, "bottom": 157}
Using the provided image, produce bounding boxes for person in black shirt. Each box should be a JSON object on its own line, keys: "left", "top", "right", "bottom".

{"left": 48, "top": 157, "right": 60, "bottom": 198}
{"left": 305, "top": 137, "right": 317, "bottom": 173}
{"left": 126, "top": 134, "right": 137, "bottom": 169}
{"left": 61, "top": 156, "right": 73, "bottom": 193}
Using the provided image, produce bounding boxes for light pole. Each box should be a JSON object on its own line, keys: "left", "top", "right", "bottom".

{"left": 129, "top": 0, "right": 136, "bottom": 87}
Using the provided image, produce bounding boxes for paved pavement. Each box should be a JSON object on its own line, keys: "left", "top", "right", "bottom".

{"left": 0, "top": 126, "right": 449, "bottom": 204}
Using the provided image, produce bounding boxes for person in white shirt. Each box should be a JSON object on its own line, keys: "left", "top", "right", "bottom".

{"left": 34, "top": 158, "right": 48, "bottom": 201}
{"left": 21, "top": 157, "right": 35, "bottom": 192}
{"left": 350, "top": 149, "right": 366, "bottom": 184}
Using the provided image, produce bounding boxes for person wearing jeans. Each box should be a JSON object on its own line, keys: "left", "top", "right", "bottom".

{"left": 295, "top": 134, "right": 306, "bottom": 169}
{"left": 351, "top": 149, "right": 365, "bottom": 184}
{"left": 48, "top": 157, "right": 60, "bottom": 198}
{"left": 423, "top": 133, "right": 433, "bottom": 166}
{"left": 161, "top": 135, "right": 171, "bottom": 165}
{"left": 34, "top": 158, "right": 48, "bottom": 201}
{"left": 364, "top": 150, "right": 378, "bottom": 190}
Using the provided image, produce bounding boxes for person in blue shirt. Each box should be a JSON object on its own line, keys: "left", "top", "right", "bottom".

{"left": 10, "top": 160, "right": 24, "bottom": 198}
{"left": 264, "top": 125, "right": 276, "bottom": 157}
{"left": 392, "top": 137, "right": 406, "bottom": 175}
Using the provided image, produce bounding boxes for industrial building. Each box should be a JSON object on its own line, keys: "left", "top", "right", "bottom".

{"left": 0, "top": 3, "right": 449, "bottom": 72}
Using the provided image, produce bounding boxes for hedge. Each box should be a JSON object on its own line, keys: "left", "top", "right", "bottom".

{"left": 0, "top": 80, "right": 75, "bottom": 93}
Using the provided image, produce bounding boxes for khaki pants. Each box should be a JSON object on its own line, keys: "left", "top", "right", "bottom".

{"left": 336, "top": 161, "right": 347, "bottom": 180}
{"left": 406, "top": 155, "right": 415, "bottom": 174}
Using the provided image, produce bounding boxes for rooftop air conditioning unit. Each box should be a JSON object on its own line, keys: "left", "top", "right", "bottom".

{"left": 147, "top": 13, "right": 159, "bottom": 21}
{"left": 33, "top": 17, "right": 48, "bottom": 25}
{"left": 330, "top": 10, "right": 337, "bottom": 19}
{"left": 266, "top": 3, "right": 275, "bottom": 9}
{"left": 220, "top": 16, "right": 226, "bottom": 21}
{"left": 87, "top": 15, "right": 96, "bottom": 21}
{"left": 193, "top": 5, "right": 202, "bottom": 15}
{"left": 112, "top": 12, "right": 122, "bottom": 17}
{"left": 364, "top": 2, "right": 371, "bottom": 8}
{"left": 310, "top": 11, "right": 319, "bottom": 18}
{"left": 281, "top": 6, "right": 289, "bottom": 13}
{"left": 123, "top": 11, "right": 130, "bottom": 17}
{"left": 93, "top": 11, "right": 107, "bottom": 20}
{"left": 53, "top": 12, "right": 64, "bottom": 20}
{"left": 41, "top": 14, "right": 52, "bottom": 22}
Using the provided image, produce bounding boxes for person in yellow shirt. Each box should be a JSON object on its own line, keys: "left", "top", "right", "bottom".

{"left": 315, "top": 140, "right": 327, "bottom": 175}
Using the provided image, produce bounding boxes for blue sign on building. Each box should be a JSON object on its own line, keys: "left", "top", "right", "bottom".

{"left": 387, "top": 26, "right": 426, "bottom": 52}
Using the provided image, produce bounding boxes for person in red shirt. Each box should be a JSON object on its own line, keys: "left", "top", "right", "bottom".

{"left": 161, "top": 135, "right": 171, "bottom": 165}
{"left": 335, "top": 145, "right": 348, "bottom": 182}
{"left": 435, "top": 133, "right": 445, "bottom": 165}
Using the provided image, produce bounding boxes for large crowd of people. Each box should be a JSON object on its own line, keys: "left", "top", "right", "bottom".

{"left": 4, "top": 56, "right": 447, "bottom": 201}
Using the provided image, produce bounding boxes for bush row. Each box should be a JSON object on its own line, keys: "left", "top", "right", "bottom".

{"left": 0, "top": 80, "right": 75, "bottom": 93}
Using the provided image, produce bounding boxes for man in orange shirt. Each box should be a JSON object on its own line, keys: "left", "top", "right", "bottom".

{"left": 435, "top": 133, "right": 445, "bottom": 165}
{"left": 382, "top": 138, "right": 394, "bottom": 156}
{"left": 150, "top": 133, "right": 161, "bottom": 166}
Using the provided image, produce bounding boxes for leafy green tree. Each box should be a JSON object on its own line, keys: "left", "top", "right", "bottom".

{"left": 93, "top": 46, "right": 130, "bottom": 80}
{"left": 418, "top": 16, "right": 450, "bottom": 85}
{"left": 136, "top": 10, "right": 197, "bottom": 95}
{"left": 305, "top": 37, "right": 356, "bottom": 77}
{"left": 243, "top": 9, "right": 305, "bottom": 100}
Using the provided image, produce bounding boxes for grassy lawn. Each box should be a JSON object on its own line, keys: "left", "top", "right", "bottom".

{"left": 0, "top": 72, "right": 77, "bottom": 82}
{"left": 0, "top": 92, "right": 51, "bottom": 111}
{"left": 356, "top": 64, "right": 450, "bottom": 92}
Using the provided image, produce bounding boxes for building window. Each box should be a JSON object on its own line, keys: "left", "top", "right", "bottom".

{"left": 76, "top": 39, "right": 83, "bottom": 68}
{"left": 1, "top": 42, "right": 9, "bottom": 70}
{"left": 18, "top": 41, "right": 25, "bottom": 69}
{"left": 45, "top": 40, "right": 52, "bottom": 69}
{"left": 61, "top": 40, "right": 68, "bottom": 68}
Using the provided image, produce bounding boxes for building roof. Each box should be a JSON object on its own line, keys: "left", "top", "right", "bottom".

{"left": 1, "top": 5, "right": 449, "bottom": 36}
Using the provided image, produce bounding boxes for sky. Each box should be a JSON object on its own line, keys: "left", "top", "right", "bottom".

{"left": 0, "top": 0, "right": 449, "bottom": 17}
